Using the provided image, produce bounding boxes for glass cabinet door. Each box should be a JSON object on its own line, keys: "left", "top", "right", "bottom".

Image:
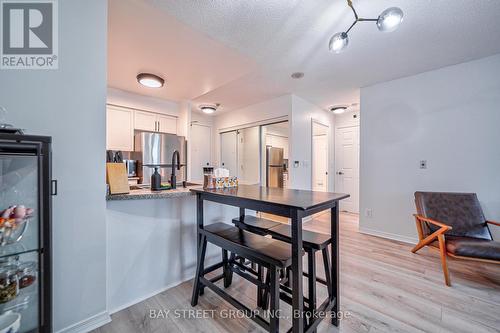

{"left": 0, "top": 154, "right": 40, "bottom": 332}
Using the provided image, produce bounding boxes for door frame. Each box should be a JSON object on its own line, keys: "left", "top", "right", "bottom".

{"left": 311, "top": 119, "right": 330, "bottom": 192}
{"left": 334, "top": 124, "right": 360, "bottom": 213}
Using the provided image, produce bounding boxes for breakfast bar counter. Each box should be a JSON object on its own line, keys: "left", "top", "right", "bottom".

{"left": 105, "top": 185, "right": 239, "bottom": 313}
{"left": 106, "top": 186, "right": 197, "bottom": 201}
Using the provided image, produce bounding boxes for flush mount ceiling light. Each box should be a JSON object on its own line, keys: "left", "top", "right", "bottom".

{"left": 329, "top": 0, "right": 403, "bottom": 53}
{"left": 137, "top": 73, "right": 165, "bottom": 88}
{"left": 330, "top": 106, "right": 348, "bottom": 114}
{"left": 199, "top": 104, "right": 219, "bottom": 114}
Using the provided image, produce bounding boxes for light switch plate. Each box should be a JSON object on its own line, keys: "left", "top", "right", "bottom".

{"left": 420, "top": 160, "right": 427, "bottom": 169}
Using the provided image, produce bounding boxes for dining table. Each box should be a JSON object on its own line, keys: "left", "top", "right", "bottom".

{"left": 190, "top": 185, "right": 349, "bottom": 332}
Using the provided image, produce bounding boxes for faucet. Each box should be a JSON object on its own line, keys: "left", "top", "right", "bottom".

{"left": 170, "top": 150, "right": 180, "bottom": 189}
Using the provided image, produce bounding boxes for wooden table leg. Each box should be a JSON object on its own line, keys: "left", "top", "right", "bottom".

{"left": 291, "top": 209, "right": 304, "bottom": 333}
{"left": 196, "top": 194, "right": 205, "bottom": 295}
{"left": 331, "top": 204, "right": 340, "bottom": 326}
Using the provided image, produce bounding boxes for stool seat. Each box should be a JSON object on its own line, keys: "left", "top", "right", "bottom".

{"left": 232, "top": 215, "right": 282, "bottom": 233}
{"left": 268, "top": 224, "right": 331, "bottom": 250}
{"left": 204, "top": 223, "right": 296, "bottom": 268}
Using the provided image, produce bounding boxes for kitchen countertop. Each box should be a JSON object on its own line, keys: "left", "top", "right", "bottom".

{"left": 106, "top": 186, "right": 202, "bottom": 201}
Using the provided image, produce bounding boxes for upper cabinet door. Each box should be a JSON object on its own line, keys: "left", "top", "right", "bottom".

{"left": 158, "top": 115, "right": 177, "bottom": 134}
{"left": 134, "top": 110, "right": 157, "bottom": 132}
{"left": 106, "top": 106, "right": 134, "bottom": 151}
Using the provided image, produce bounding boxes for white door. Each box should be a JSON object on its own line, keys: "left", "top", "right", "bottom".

{"left": 335, "top": 126, "right": 360, "bottom": 213}
{"left": 220, "top": 131, "right": 238, "bottom": 176}
{"left": 106, "top": 106, "right": 134, "bottom": 151}
{"left": 158, "top": 115, "right": 177, "bottom": 134}
{"left": 312, "top": 134, "right": 328, "bottom": 192}
{"left": 191, "top": 124, "right": 212, "bottom": 182}
{"left": 134, "top": 111, "right": 157, "bottom": 132}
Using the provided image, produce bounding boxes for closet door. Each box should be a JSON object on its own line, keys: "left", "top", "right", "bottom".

{"left": 220, "top": 131, "right": 238, "bottom": 177}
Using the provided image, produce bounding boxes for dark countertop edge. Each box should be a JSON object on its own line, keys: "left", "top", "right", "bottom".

{"left": 189, "top": 186, "right": 350, "bottom": 210}
{"left": 106, "top": 190, "right": 195, "bottom": 201}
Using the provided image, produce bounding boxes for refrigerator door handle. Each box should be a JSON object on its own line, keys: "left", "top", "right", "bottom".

{"left": 51, "top": 179, "right": 58, "bottom": 196}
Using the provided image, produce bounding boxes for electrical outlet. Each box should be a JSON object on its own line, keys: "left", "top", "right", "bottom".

{"left": 420, "top": 160, "right": 427, "bottom": 169}
{"left": 365, "top": 209, "right": 373, "bottom": 218}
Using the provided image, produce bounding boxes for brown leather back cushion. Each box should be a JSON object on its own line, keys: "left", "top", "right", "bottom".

{"left": 414, "top": 192, "right": 492, "bottom": 240}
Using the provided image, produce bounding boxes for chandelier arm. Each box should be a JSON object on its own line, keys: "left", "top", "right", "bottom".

{"left": 346, "top": 0, "right": 359, "bottom": 20}
{"left": 357, "top": 18, "right": 378, "bottom": 22}
{"left": 345, "top": 20, "right": 358, "bottom": 34}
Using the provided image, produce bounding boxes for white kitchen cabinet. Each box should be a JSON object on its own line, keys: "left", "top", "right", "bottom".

{"left": 134, "top": 110, "right": 157, "bottom": 132}
{"left": 158, "top": 114, "right": 177, "bottom": 134}
{"left": 106, "top": 105, "right": 134, "bottom": 151}
{"left": 134, "top": 111, "right": 177, "bottom": 134}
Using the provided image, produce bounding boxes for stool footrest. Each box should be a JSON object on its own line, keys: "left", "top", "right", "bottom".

{"left": 200, "top": 276, "right": 271, "bottom": 331}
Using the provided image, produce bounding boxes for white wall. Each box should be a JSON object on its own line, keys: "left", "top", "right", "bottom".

{"left": 334, "top": 110, "right": 360, "bottom": 128}
{"left": 107, "top": 87, "right": 179, "bottom": 117}
{"left": 360, "top": 54, "right": 500, "bottom": 242}
{"left": 214, "top": 95, "right": 291, "bottom": 132}
{"left": 0, "top": 0, "right": 109, "bottom": 331}
{"left": 290, "top": 96, "right": 335, "bottom": 191}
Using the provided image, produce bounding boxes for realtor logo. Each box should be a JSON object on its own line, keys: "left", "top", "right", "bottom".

{"left": 1, "top": 0, "right": 58, "bottom": 69}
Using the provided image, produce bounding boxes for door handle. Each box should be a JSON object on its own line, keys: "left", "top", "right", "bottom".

{"left": 337, "top": 171, "right": 344, "bottom": 175}
{"left": 51, "top": 179, "right": 58, "bottom": 196}
{"left": 157, "top": 121, "right": 160, "bottom": 132}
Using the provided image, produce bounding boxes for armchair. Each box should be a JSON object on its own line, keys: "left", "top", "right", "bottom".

{"left": 411, "top": 192, "right": 500, "bottom": 286}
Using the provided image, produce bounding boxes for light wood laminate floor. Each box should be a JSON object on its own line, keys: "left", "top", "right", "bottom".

{"left": 94, "top": 213, "right": 500, "bottom": 333}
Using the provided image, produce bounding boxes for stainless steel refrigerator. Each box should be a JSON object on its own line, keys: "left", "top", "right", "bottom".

{"left": 266, "top": 146, "right": 284, "bottom": 188}
{"left": 134, "top": 132, "right": 186, "bottom": 185}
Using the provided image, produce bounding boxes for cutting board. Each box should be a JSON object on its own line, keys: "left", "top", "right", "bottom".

{"left": 106, "top": 163, "right": 130, "bottom": 195}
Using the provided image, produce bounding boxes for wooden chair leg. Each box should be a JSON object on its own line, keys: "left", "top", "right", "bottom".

{"left": 262, "top": 269, "right": 271, "bottom": 310}
{"left": 191, "top": 235, "right": 207, "bottom": 306}
{"left": 437, "top": 234, "right": 451, "bottom": 286}
{"left": 257, "top": 264, "right": 263, "bottom": 307}
{"left": 223, "top": 249, "right": 231, "bottom": 288}
{"left": 269, "top": 267, "right": 280, "bottom": 333}
{"left": 321, "top": 247, "right": 332, "bottom": 299}
{"left": 307, "top": 250, "right": 317, "bottom": 333}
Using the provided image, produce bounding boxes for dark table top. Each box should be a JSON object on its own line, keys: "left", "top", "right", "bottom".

{"left": 190, "top": 185, "right": 349, "bottom": 211}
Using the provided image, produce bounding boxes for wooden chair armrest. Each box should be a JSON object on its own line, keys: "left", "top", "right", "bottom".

{"left": 487, "top": 220, "right": 500, "bottom": 227}
{"left": 413, "top": 214, "right": 452, "bottom": 231}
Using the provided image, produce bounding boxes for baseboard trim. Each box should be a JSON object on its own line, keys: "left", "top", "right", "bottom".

{"left": 56, "top": 311, "right": 111, "bottom": 333}
{"left": 359, "top": 227, "right": 418, "bottom": 245}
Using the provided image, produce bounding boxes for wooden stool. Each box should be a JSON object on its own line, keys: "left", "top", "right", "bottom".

{"left": 191, "top": 222, "right": 300, "bottom": 333}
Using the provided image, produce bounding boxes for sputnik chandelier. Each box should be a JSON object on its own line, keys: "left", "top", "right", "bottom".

{"left": 329, "top": 0, "right": 404, "bottom": 53}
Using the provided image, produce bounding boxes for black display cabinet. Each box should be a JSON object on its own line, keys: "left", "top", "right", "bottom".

{"left": 0, "top": 134, "right": 52, "bottom": 333}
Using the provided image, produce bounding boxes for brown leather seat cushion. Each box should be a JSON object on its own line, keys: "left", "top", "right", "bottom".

{"left": 445, "top": 236, "right": 500, "bottom": 261}
{"left": 204, "top": 222, "right": 296, "bottom": 268}
{"left": 268, "top": 224, "right": 331, "bottom": 250}
{"left": 414, "top": 192, "right": 492, "bottom": 240}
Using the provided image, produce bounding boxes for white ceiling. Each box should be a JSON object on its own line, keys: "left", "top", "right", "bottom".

{"left": 109, "top": 0, "right": 500, "bottom": 113}
{"left": 108, "top": 0, "right": 257, "bottom": 102}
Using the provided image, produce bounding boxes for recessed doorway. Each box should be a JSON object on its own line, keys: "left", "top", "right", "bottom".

{"left": 312, "top": 120, "right": 329, "bottom": 192}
